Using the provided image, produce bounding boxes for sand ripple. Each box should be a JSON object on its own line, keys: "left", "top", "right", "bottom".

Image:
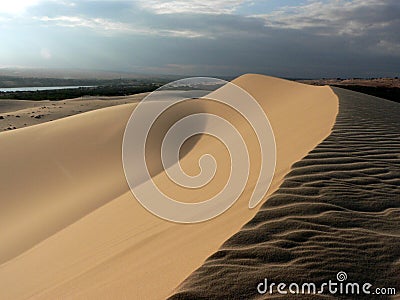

{"left": 170, "top": 88, "right": 400, "bottom": 299}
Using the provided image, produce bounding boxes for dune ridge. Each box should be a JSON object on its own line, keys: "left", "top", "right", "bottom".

{"left": 0, "top": 74, "right": 338, "bottom": 299}
{"left": 169, "top": 88, "right": 400, "bottom": 299}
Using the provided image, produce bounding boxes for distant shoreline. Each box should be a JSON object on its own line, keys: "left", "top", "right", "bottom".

{"left": 0, "top": 86, "right": 96, "bottom": 92}
{"left": 0, "top": 84, "right": 161, "bottom": 101}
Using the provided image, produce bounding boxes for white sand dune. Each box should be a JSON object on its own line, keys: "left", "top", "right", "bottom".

{"left": 0, "top": 94, "right": 146, "bottom": 132}
{"left": 169, "top": 88, "right": 400, "bottom": 299}
{"left": 0, "top": 74, "right": 338, "bottom": 299}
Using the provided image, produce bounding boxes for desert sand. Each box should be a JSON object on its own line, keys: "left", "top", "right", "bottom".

{"left": 0, "top": 74, "right": 340, "bottom": 299}
{"left": 0, "top": 94, "right": 147, "bottom": 132}
{"left": 170, "top": 88, "right": 400, "bottom": 299}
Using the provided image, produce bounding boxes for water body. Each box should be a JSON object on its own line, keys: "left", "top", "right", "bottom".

{"left": 0, "top": 86, "right": 96, "bottom": 92}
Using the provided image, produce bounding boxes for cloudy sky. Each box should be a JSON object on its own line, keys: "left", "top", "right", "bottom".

{"left": 0, "top": 0, "right": 399, "bottom": 77}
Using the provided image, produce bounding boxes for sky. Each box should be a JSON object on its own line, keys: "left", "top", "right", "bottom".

{"left": 0, "top": 0, "right": 399, "bottom": 78}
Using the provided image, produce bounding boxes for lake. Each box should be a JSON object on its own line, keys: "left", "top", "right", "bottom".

{"left": 0, "top": 86, "right": 96, "bottom": 92}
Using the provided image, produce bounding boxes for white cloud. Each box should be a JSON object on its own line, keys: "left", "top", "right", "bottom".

{"left": 247, "top": 0, "right": 400, "bottom": 60}
{"left": 37, "top": 16, "right": 133, "bottom": 31}
{"left": 0, "top": 16, "right": 11, "bottom": 22}
{"left": 374, "top": 40, "right": 400, "bottom": 56}
{"left": 254, "top": 0, "right": 398, "bottom": 36}
{"left": 36, "top": 15, "right": 208, "bottom": 38}
{"left": 0, "top": 0, "right": 41, "bottom": 15}
{"left": 40, "top": 47, "right": 51, "bottom": 59}
{"left": 137, "top": 0, "right": 249, "bottom": 15}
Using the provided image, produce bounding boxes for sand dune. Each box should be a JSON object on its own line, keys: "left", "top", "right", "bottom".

{"left": 0, "top": 74, "right": 338, "bottom": 299}
{"left": 170, "top": 88, "right": 400, "bottom": 299}
{"left": 0, "top": 94, "right": 146, "bottom": 132}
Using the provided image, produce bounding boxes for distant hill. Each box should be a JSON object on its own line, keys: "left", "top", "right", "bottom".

{"left": 298, "top": 78, "right": 400, "bottom": 103}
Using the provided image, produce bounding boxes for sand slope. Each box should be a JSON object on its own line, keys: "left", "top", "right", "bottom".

{"left": 0, "top": 94, "right": 146, "bottom": 132}
{"left": 169, "top": 88, "right": 400, "bottom": 299}
{"left": 0, "top": 74, "right": 338, "bottom": 299}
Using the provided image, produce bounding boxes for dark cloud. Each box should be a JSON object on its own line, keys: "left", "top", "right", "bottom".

{"left": 1, "top": 0, "right": 399, "bottom": 77}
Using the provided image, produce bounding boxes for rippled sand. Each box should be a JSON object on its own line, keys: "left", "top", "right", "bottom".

{"left": 0, "top": 75, "right": 339, "bottom": 299}
{"left": 169, "top": 88, "right": 400, "bottom": 299}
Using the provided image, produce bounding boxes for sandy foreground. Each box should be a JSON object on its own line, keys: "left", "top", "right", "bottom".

{"left": 0, "top": 74, "right": 340, "bottom": 299}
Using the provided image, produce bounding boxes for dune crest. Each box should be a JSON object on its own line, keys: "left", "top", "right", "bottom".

{"left": 0, "top": 74, "right": 338, "bottom": 299}
{"left": 169, "top": 88, "right": 400, "bottom": 299}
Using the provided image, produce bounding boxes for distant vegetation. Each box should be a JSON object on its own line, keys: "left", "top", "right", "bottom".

{"left": 2, "top": 75, "right": 398, "bottom": 103}
{"left": 297, "top": 78, "right": 400, "bottom": 104}
{"left": 0, "top": 76, "right": 168, "bottom": 100}
{"left": 0, "top": 75, "right": 101, "bottom": 88}
{"left": 0, "top": 75, "right": 170, "bottom": 88}
{"left": 0, "top": 85, "right": 163, "bottom": 101}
